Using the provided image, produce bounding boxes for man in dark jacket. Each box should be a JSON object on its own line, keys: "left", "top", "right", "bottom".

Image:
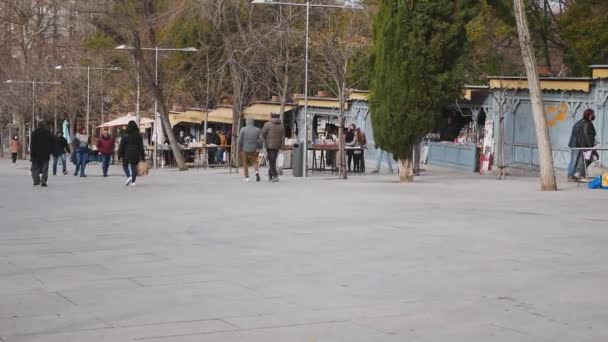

{"left": 30, "top": 122, "right": 55, "bottom": 186}
{"left": 262, "top": 113, "right": 285, "bottom": 182}
{"left": 567, "top": 109, "right": 596, "bottom": 181}
{"left": 52, "top": 132, "right": 70, "bottom": 176}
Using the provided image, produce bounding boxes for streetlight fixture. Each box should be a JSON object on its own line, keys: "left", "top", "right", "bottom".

{"left": 5, "top": 79, "right": 61, "bottom": 150}
{"left": 54, "top": 65, "right": 123, "bottom": 135}
{"left": 115, "top": 44, "right": 198, "bottom": 169}
{"left": 252, "top": 0, "right": 363, "bottom": 177}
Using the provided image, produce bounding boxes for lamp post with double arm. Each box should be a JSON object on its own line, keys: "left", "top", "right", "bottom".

{"left": 251, "top": 0, "right": 363, "bottom": 177}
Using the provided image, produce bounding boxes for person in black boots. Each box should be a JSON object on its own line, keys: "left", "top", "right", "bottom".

{"left": 30, "top": 122, "right": 54, "bottom": 187}
{"left": 118, "top": 121, "right": 145, "bottom": 187}
{"left": 345, "top": 124, "right": 356, "bottom": 172}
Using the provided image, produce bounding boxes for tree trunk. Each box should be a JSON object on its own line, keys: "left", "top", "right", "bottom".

{"left": 156, "top": 93, "right": 187, "bottom": 171}
{"left": 337, "top": 95, "right": 347, "bottom": 180}
{"left": 513, "top": 0, "right": 557, "bottom": 191}
{"left": 498, "top": 97, "right": 506, "bottom": 180}
{"left": 398, "top": 157, "right": 415, "bottom": 182}
{"left": 19, "top": 114, "right": 26, "bottom": 159}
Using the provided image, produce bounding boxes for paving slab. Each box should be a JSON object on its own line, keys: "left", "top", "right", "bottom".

{"left": 1, "top": 159, "right": 607, "bottom": 341}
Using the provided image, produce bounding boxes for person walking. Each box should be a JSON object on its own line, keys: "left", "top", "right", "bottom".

{"left": 372, "top": 147, "right": 394, "bottom": 174}
{"left": 30, "top": 122, "right": 54, "bottom": 187}
{"left": 238, "top": 118, "right": 262, "bottom": 182}
{"left": 97, "top": 131, "right": 115, "bottom": 177}
{"left": 9, "top": 135, "right": 19, "bottom": 164}
{"left": 118, "top": 121, "right": 145, "bottom": 187}
{"left": 567, "top": 109, "right": 596, "bottom": 182}
{"left": 73, "top": 128, "right": 90, "bottom": 177}
{"left": 52, "top": 132, "right": 70, "bottom": 175}
{"left": 262, "top": 113, "right": 285, "bottom": 182}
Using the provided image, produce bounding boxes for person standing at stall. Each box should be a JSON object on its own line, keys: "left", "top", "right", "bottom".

{"left": 206, "top": 128, "right": 220, "bottom": 166}
{"left": 97, "top": 131, "right": 115, "bottom": 177}
{"left": 262, "top": 113, "right": 285, "bottom": 182}
{"left": 30, "top": 122, "right": 54, "bottom": 187}
{"left": 238, "top": 118, "right": 262, "bottom": 182}
{"left": 345, "top": 124, "right": 356, "bottom": 172}
{"left": 9, "top": 135, "right": 19, "bottom": 164}
{"left": 217, "top": 130, "right": 228, "bottom": 165}
{"left": 52, "top": 131, "right": 70, "bottom": 175}
{"left": 118, "top": 121, "right": 145, "bottom": 187}
{"left": 73, "top": 128, "right": 90, "bottom": 177}
{"left": 353, "top": 128, "right": 367, "bottom": 173}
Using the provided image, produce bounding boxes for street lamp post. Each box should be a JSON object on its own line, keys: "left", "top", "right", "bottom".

{"left": 252, "top": 0, "right": 363, "bottom": 177}
{"left": 5, "top": 79, "right": 61, "bottom": 153}
{"left": 55, "top": 65, "right": 122, "bottom": 135}
{"left": 115, "top": 45, "right": 198, "bottom": 169}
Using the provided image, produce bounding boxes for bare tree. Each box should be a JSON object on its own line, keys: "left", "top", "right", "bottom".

{"left": 99, "top": 0, "right": 190, "bottom": 170}
{"left": 513, "top": 0, "right": 557, "bottom": 190}
{"left": 311, "top": 11, "right": 371, "bottom": 180}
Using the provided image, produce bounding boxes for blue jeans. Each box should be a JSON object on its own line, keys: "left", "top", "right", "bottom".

{"left": 75, "top": 149, "right": 88, "bottom": 176}
{"left": 375, "top": 149, "right": 394, "bottom": 172}
{"left": 217, "top": 148, "right": 225, "bottom": 164}
{"left": 567, "top": 149, "right": 579, "bottom": 177}
{"left": 101, "top": 154, "right": 112, "bottom": 176}
{"left": 123, "top": 162, "right": 137, "bottom": 183}
{"left": 53, "top": 154, "right": 67, "bottom": 175}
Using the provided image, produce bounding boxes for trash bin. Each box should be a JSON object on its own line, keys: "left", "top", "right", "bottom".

{"left": 292, "top": 143, "right": 304, "bottom": 177}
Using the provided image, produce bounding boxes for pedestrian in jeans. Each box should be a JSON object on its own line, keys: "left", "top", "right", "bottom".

{"left": 238, "top": 118, "right": 262, "bottom": 182}
{"left": 73, "top": 128, "right": 90, "bottom": 177}
{"left": 118, "top": 121, "right": 145, "bottom": 187}
{"left": 372, "top": 147, "right": 394, "bottom": 174}
{"left": 262, "top": 113, "right": 285, "bottom": 182}
{"left": 52, "top": 132, "right": 70, "bottom": 175}
{"left": 97, "top": 130, "right": 115, "bottom": 177}
{"left": 567, "top": 109, "right": 596, "bottom": 182}
{"left": 30, "top": 122, "right": 54, "bottom": 187}
{"left": 9, "top": 135, "right": 19, "bottom": 164}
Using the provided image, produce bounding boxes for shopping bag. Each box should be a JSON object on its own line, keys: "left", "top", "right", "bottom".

{"left": 137, "top": 161, "right": 150, "bottom": 176}
{"left": 588, "top": 177, "right": 602, "bottom": 189}
{"left": 277, "top": 151, "right": 284, "bottom": 175}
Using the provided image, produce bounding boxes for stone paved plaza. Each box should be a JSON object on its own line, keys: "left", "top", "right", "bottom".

{"left": 1, "top": 158, "right": 607, "bottom": 341}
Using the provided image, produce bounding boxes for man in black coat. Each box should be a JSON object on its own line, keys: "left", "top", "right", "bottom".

{"left": 30, "top": 122, "right": 55, "bottom": 187}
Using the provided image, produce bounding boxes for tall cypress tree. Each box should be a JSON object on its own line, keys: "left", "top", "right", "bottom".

{"left": 370, "top": 0, "right": 472, "bottom": 182}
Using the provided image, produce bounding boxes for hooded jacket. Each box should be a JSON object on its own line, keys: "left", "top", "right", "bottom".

{"left": 262, "top": 117, "right": 285, "bottom": 150}
{"left": 239, "top": 118, "right": 262, "bottom": 153}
